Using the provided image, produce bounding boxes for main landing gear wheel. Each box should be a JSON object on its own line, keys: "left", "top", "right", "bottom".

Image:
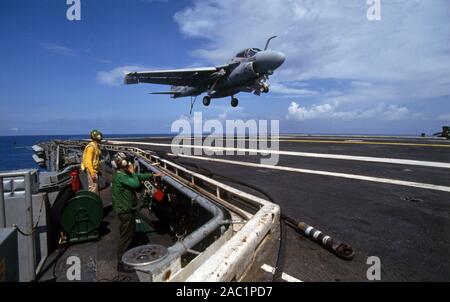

{"left": 203, "top": 96, "right": 211, "bottom": 106}
{"left": 231, "top": 98, "right": 239, "bottom": 107}
{"left": 262, "top": 86, "right": 269, "bottom": 93}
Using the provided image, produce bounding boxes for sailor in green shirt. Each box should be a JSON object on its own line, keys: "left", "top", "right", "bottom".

{"left": 112, "top": 152, "right": 159, "bottom": 272}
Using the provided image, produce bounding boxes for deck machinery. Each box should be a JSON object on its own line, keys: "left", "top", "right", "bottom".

{"left": 0, "top": 139, "right": 280, "bottom": 282}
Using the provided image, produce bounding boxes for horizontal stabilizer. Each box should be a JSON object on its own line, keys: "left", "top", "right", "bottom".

{"left": 149, "top": 92, "right": 178, "bottom": 95}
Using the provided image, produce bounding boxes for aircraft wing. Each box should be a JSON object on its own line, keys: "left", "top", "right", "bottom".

{"left": 124, "top": 66, "right": 226, "bottom": 86}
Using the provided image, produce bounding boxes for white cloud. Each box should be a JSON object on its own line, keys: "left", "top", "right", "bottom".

{"left": 350, "top": 81, "right": 373, "bottom": 88}
{"left": 287, "top": 102, "right": 411, "bottom": 121}
{"left": 41, "top": 42, "right": 75, "bottom": 56}
{"left": 174, "top": 0, "right": 450, "bottom": 114}
{"left": 97, "top": 65, "right": 145, "bottom": 86}
{"left": 10, "top": 127, "right": 19, "bottom": 132}
{"left": 437, "top": 114, "right": 450, "bottom": 122}
{"left": 379, "top": 105, "right": 410, "bottom": 121}
{"left": 269, "top": 83, "right": 318, "bottom": 96}
{"left": 288, "top": 102, "right": 340, "bottom": 120}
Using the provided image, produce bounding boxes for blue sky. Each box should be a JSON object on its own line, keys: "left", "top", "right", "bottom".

{"left": 1, "top": 0, "right": 449, "bottom": 135}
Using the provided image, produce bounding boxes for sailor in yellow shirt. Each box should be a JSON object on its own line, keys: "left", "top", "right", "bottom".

{"left": 81, "top": 130, "right": 103, "bottom": 193}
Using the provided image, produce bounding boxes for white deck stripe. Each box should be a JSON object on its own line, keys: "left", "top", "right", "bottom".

{"left": 169, "top": 153, "right": 450, "bottom": 193}
{"left": 108, "top": 140, "right": 450, "bottom": 169}
{"left": 261, "top": 264, "right": 302, "bottom": 282}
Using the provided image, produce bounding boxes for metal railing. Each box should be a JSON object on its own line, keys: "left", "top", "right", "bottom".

{"left": 125, "top": 159, "right": 226, "bottom": 281}
{"left": 42, "top": 140, "right": 281, "bottom": 281}
{"left": 0, "top": 171, "right": 36, "bottom": 281}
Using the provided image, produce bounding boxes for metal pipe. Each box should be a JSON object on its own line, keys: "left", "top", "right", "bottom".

{"left": 135, "top": 159, "right": 225, "bottom": 277}
{"left": 168, "top": 193, "right": 224, "bottom": 253}
{"left": 0, "top": 177, "right": 5, "bottom": 227}
{"left": 56, "top": 145, "right": 60, "bottom": 171}
{"left": 24, "top": 172, "right": 36, "bottom": 281}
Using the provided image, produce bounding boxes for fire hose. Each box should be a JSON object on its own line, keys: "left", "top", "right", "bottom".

{"left": 282, "top": 216, "right": 354, "bottom": 260}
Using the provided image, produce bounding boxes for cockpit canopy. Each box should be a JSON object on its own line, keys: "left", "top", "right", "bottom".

{"left": 235, "top": 48, "right": 262, "bottom": 58}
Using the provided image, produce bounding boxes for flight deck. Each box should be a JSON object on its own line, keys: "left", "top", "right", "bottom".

{"left": 107, "top": 135, "right": 450, "bottom": 282}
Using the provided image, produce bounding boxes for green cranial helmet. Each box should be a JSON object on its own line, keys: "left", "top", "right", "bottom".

{"left": 90, "top": 130, "right": 103, "bottom": 141}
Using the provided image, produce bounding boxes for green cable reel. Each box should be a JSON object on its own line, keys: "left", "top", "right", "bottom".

{"left": 60, "top": 190, "right": 103, "bottom": 243}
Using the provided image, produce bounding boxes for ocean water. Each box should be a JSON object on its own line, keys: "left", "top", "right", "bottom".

{"left": 0, "top": 134, "right": 166, "bottom": 172}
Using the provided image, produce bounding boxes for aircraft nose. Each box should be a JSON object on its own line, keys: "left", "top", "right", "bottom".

{"left": 253, "top": 50, "right": 286, "bottom": 74}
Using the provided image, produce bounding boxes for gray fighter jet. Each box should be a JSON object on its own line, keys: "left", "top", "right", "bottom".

{"left": 124, "top": 36, "right": 285, "bottom": 108}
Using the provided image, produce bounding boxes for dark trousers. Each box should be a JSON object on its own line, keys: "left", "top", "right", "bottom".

{"left": 117, "top": 212, "right": 136, "bottom": 264}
